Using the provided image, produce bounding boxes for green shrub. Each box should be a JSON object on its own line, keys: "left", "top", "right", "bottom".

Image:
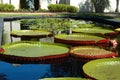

{"left": 48, "top": 4, "right": 78, "bottom": 13}
{"left": 0, "top": 4, "right": 15, "bottom": 11}
{"left": 0, "top": 4, "right": 4, "bottom": 11}
{"left": 67, "top": 5, "right": 78, "bottom": 12}
{"left": 48, "top": 4, "right": 56, "bottom": 12}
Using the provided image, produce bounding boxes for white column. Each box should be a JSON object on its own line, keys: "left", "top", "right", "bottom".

{"left": 11, "top": 0, "right": 20, "bottom": 10}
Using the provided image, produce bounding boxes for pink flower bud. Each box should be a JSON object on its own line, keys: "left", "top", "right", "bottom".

{"left": 110, "top": 39, "right": 118, "bottom": 48}
{"left": 41, "top": 13, "right": 45, "bottom": 17}
{"left": 0, "top": 48, "right": 4, "bottom": 54}
{"left": 49, "top": 13, "right": 53, "bottom": 17}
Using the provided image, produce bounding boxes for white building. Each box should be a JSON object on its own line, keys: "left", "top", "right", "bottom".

{"left": 0, "top": 0, "right": 119, "bottom": 12}
{"left": 0, "top": 0, "right": 20, "bottom": 9}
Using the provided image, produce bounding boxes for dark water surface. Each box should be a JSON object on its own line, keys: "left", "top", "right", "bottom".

{"left": 0, "top": 62, "right": 51, "bottom": 80}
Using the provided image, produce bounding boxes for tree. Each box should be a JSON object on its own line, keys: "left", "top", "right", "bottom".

{"left": 9, "top": 0, "right": 11, "bottom": 4}
{"left": 39, "top": 0, "right": 41, "bottom": 9}
{"left": 90, "top": 0, "right": 110, "bottom": 13}
{"left": 115, "top": 0, "right": 119, "bottom": 12}
{"left": 47, "top": 0, "right": 52, "bottom": 5}
{"left": 20, "top": 0, "right": 28, "bottom": 9}
{"left": 56, "top": 0, "right": 58, "bottom": 4}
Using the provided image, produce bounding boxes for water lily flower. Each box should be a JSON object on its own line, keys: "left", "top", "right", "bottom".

{"left": 0, "top": 48, "right": 4, "bottom": 54}
{"left": 49, "top": 13, "right": 53, "bottom": 17}
{"left": 41, "top": 13, "right": 45, "bottom": 17}
{"left": 110, "top": 39, "right": 118, "bottom": 48}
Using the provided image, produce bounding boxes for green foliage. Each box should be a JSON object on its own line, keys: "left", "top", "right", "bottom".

{"left": 0, "top": 4, "right": 15, "bottom": 11}
{"left": 114, "top": 18, "right": 120, "bottom": 20}
{"left": 48, "top": 4, "right": 78, "bottom": 13}
{"left": 20, "top": 19, "right": 37, "bottom": 26}
{"left": 38, "top": 9, "right": 49, "bottom": 12}
{"left": 77, "top": 24, "right": 95, "bottom": 28}
{"left": 67, "top": 5, "right": 78, "bottom": 12}
{"left": 20, "top": 0, "right": 28, "bottom": 9}
{"left": 48, "top": 4, "right": 65, "bottom": 12}
{"left": 20, "top": 18, "right": 72, "bottom": 32}
{"left": 68, "top": 13, "right": 114, "bottom": 19}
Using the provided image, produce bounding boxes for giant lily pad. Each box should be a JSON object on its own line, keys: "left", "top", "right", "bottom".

{"left": 73, "top": 28, "right": 114, "bottom": 34}
{"left": 54, "top": 33, "right": 109, "bottom": 46}
{"left": 72, "top": 28, "right": 117, "bottom": 38}
{"left": 115, "top": 28, "right": 120, "bottom": 31}
{"left": 0, "top": 41, "right": 69, "bottom": 64}
{"left": 115, "top": 28, "right": 120, "bottom": 34}
{"left": 40, "top": 77, "right": 88, "bottom": 80}
{"left": 83, "top": 58, "right": 120, "bottom": 80}
{"left": 10, "top": 30, "right": 53, "bottom": 38}
{"left": 70, "top": 46, "right": 118, "bottom": 62}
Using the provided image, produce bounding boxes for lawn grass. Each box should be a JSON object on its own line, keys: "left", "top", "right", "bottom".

{"left": 114, "top": 18, "right": 120, "bottom": 20}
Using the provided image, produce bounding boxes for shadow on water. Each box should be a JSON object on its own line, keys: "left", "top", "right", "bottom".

{"left": 0, "top": 61, "right": 85, "bottom": 80}
{"left": 0, "top": 73, "right": 7, "bottom": 80}
{"left": 0, "top": 61, "right": 51, "bottom": 80}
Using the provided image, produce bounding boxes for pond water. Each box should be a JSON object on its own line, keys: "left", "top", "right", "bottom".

{"left": 0, "top": 21, "right": 84, "bottom": 80}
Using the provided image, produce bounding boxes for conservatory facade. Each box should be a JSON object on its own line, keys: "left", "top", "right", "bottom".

{"left": 0, "top": 0, "right": 119, "bottom": 12}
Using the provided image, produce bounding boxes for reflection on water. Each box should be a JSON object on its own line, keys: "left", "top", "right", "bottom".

{"left": 1, "top": 21, "right": 85, "bottom": 80}
{"left": 3, "top": 21, "right": 20, "bottom": 45}
{"left": 0, "top": 61, "right": 85, "bottom": 80}
{"left": 50, "top": 60, "right": 85, "bottom": 77}
{"left": 0, "top": 73, "right": 7, "bottom": 80}
{"left": 3, "top": 21, "right": 54, "bottom": 44}
{"left": 0, "top": 61, "right": 50, "bottom": 80}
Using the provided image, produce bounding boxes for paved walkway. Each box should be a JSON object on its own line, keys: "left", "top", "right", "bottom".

{"left": 0, "top": 12, "right": 119, "bottom": 17}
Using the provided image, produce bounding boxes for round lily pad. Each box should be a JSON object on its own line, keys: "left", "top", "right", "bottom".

{"left": 115, "top": 28, "right": 120, "bottom": 34}
{"left": 115, "top": 28, "right": 120, "bottom": 31}
{"left": 54, "top": 33, "right": 109, "bottom": 46}
{"left": 0, "top": 41, "right": 69, "bottom": 64}
{"left": 73, "top": 28, "right": 115, "bottom": 34}
{"left": 70, "top": 46, "right": 118, "bottom": 62}
{"left": 40, "top": 77, "right": 88, "bottom": 80}
{"left": 72, "top": 28, "right": 118, "bottom": 38}
{"left": 10, "top": 30, "right": 53, "bottom": 38}
{"left": 83, "top": 58, "right": 120, "bottom": 80}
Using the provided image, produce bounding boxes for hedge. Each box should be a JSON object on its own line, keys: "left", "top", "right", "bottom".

{"left": 0, "top": 4, "right": 15, "bottom": 11}
{"left": 48, "top": 4, "right": 78, "bottom": 13}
